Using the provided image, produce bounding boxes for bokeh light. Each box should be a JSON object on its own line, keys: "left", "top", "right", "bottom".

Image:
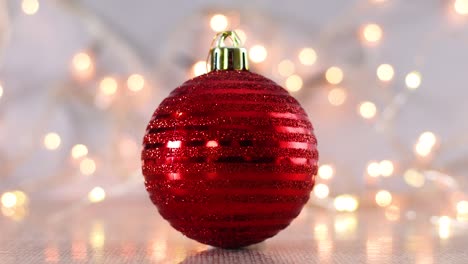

{"left": 367, "top": 161, "right": 381, "bottom": 177}
{"left": 1, "top": 192, "right": 17, "bottom": 208}
{"left": 415, "top": 131, "right": 436, "bottom": 157}
{"left": 404, "top": 169, "right": 425, "bottom": 188}
{"left": 210, "top": 14, "right": 228, "bottom": 32}
{"left": 362, "top": 23, "right": 383, "bottom": 43}
{"left": 359, "top": 101, "right": 377, "bottom": 119}
{"left": 71, "top": 144, "right": 88, "bottom": 159}
{"left": 192, "top": 61, "right": 207, "bottom": 77}
{"left": 277, "top": 60, "right": 295, "bottom": 77}
{"left": 72, "top": 52, "right": 92, "bottom": 72}
{"left": 457, "top": 200, "right": 468, "bottom": 214}
{"left": 44, "top": 132, "right": 61, "bottom": 150}
{"left": 325, "top": 66, "right": 344, "bottom": 85}
{"left": 314, "top": 184, "right": 330, "bottom": 199}
{"left": 99, "top": 77, "right": 118, "bottom": 95}
{"left": 454, "top": 0, "right": 468, "bottom": 15}
{"left": 375, "top": 190, "right": 392, "bottom": 207}
{"left": 405, "top": 71, "right": 422, "bottom": 90}
{"left": 328, "top": 88, "right": 347, "bottom": 106}
{"left": 298, "top": 48, "right": 317, "bottom": 65}
{"left": 21, "top": 0, "right": 39, "bottom": 15}
{"left": 318, "top": 164, "right": 334, "bottom": 180}
{"left": 376, "top": 64, "right": 394, "bottom": 81}
{"left": 88, "top": 187, "right": 106, "bottom": 203}
{"left": 249, "top": 45, "right": 268, "bottom": 63}
{"left": 379, "top": 160, "right": 394, "bottom": 177}
{"left": 0, "top": 83, "right": 3, "bottom": 99}
{"left": 80, "top": 158, "right": 96, "bottom": 176}
{"left": 334, "top": 194, "right": 359, "bottom": 212}
{"left": 285, "top": 74, "right": 303, "bottom": 92}
{"left": 127, "top": 74, "right": 145, "bottom": 92}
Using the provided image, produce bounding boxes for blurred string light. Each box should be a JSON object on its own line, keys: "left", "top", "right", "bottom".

{"left": 359, "top": 101, "right": 377, "bottom": 119}
{"left": 285, "top": 74, "right": 303, "bottom": 92}
{"left": 376, "top": 64, "right": 394, "bottom": 82}
{"left": 404, "top": 169, "right": 425, "bottom": 188}
{"left": 80, "top": 158, "right": 96, "bottom": 176}
{"left": 454, "top": 0, "right": 468, "bottom": 15}
{"left": 334, "top": 194, "right": 359, "bottom": 212}
{"left": 277, "top": 60, "right": 295, "bottom": 77}
{"left": 361, "top": 23, "right": 383, "bottom": 43}
{"left": 318, "top": 164, "right": 334, "bottom": 180}
{"left": 1, "top": 192, "right": 17, "bottom": 208}
{"left": 21, "top": 0, "right": 39, "bottom": 15}
{"left": 192, "top": 61, "right": 207, "bottom": 77}
{"left": 367, "top": 161, "right": 381, "bottom": 177}
{"left": 415, "top": 131, "right": 437, "bottom": 157}
{"left": 88, "top": 187, "right": 106, "bottom": 203}
{"left": 249, "top": 45, "right": 267, "bottom": 63}
{"left": 72, "top": 52, "right": 92, "bottom": 72}
{"left": 71, "top": 144, "right": 88, "bottom": 159}
{"left": 44, "top": 132, "right": 61, "bottom": 150}
{"left": 314, "top": 183, "right": 330, "bottom": 199}
{"left": 375, "top": 190, "right": 392, "bottom": 207}
{"left": 405, "top": 71, "right": 422, "bottom": 90}
{"left": 210, "top": 14, "right": 228, "bottom": 32}
{"left": 298, "top": 48, "right": 317, "bottom": 65}
{"left": 99, "top": 77, "right": 118, "bottom": 95}
{"left": 328, "top": 87, "right": 347, "bottom": 106}
{"left": 127, "top": 74, "right": 145, "bottom": 92}
{"left": 0, "top": 83, "right": 3, "bottom": 98}
{"left": 379, "top": 160, "right": 394, "bottom": 177}
{"left": 325, "top": 66, "right": 343, "bottom": 85}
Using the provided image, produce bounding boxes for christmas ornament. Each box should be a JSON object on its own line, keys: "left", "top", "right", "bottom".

{"left": 142, "top": 31, "right": 318, "bottom": 248}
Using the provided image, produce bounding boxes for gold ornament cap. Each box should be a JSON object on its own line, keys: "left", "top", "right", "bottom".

{"left": 208, "top": 31, "right": 249, "bottom": 72}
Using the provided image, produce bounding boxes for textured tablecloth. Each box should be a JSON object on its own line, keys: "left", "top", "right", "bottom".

{"left": 2, "top": 200, "right": 468, "bottom": 263}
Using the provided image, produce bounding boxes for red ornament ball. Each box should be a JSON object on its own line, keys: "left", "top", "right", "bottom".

{"left": 142, "top": 70, "right": 318, "bottom": 248}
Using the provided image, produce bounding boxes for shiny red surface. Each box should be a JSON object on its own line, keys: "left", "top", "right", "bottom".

{"left": 142, "top": 70, "right": 318, "bottom": 248}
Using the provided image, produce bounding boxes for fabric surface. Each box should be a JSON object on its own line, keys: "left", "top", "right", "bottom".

{"left": 2, "top": 200, "right": 468, "bottom": 263}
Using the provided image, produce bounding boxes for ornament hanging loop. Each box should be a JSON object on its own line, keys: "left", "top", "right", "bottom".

{"left": 207, "top": 31, "right": 249, "bottom": 72}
